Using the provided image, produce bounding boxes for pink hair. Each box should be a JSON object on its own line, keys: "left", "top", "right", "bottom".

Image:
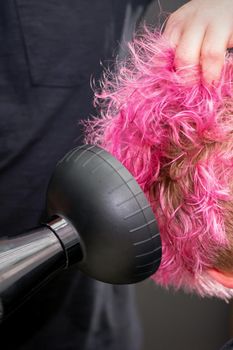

{"left": 85, "top": 28, "right": 233, "bottom": 300}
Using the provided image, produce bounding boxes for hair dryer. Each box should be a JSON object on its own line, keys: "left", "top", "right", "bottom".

{"left": 0, "top": 145, "right": 161, "bottom": 322}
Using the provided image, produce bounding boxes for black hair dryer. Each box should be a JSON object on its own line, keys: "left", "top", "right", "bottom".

{"left": 0, "top": 145, "right": 161, "bottom": 322}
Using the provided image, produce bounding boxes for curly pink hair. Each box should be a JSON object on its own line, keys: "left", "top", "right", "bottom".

{"left": 85, "top": 28, "right": 233, "bottom": 300}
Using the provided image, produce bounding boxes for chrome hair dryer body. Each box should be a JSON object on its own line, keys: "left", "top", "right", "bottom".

{"left": 0, "top": 145, "right": 161, "bottom": 322}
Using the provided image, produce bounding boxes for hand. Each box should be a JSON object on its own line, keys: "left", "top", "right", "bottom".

{"left": 163, "top": 0, "right": 233, "bottom": 84}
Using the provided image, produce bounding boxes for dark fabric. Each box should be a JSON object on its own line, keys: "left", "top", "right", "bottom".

{"left": 220, "top": 339, "right": 233, "bottom": 350}
{"left": 0, "top": 1, "right": 151, "bottom": 349}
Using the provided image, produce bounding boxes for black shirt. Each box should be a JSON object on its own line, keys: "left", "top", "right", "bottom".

{"left": 0, "top": 1, "right": 151, "bottom": 349}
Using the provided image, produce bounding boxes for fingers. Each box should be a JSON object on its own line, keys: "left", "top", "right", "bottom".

{"left": 164, "top": 25, "right": 182, "bottom": 49}
{"left": 163, "top": 16, "right": 183, "bottom": 48}
{"left": 201, "top": 24, "right": 230, "bottom": 84}
{"left": 164, "top": 8, "right": 207, "bottom": 78}
{"left": 163, "top": 5, "right": 191, "bottom": 48}
{"left": 173, "top": 22, "right": 206, "bottom": 69}
{"left": 163, "top": 0, "right": 233, "bottom": 85}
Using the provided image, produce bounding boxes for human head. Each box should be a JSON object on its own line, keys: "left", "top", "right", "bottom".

{"left": 85, "top": 28, "right": 233, "bottom": 300}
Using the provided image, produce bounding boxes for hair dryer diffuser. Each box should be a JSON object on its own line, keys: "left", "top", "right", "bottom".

{"left": 48, "top": 144, "right": 161, "bottom": 283}
{"left": 0, "top": 145, "right": 161, "bottom": 321}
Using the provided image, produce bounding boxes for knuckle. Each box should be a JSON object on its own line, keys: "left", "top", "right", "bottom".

{"left": 201, "top": 47, "right": 224, "bottom": 62}
{"left": 166, "top": 15, "right": 182, "bottom": 29}
{"left": 166, "top": 11, "right": 185, "bottom": 30}
{"left": 175, "top": 49, "right": 194, "bottom": 66}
